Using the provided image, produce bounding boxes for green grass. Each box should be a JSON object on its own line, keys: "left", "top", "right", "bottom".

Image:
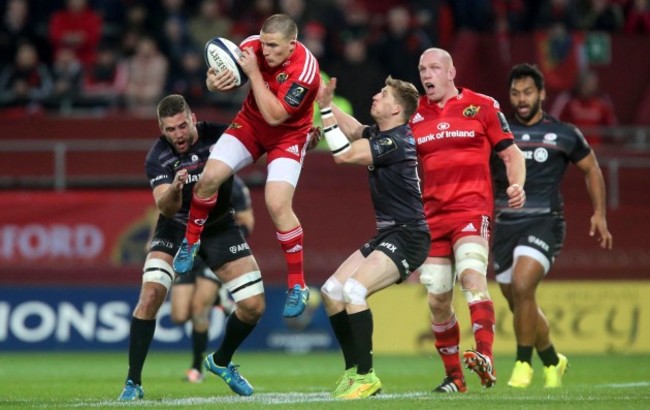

{"left": 0, "top": 352, "right": 648, "bottom": 409}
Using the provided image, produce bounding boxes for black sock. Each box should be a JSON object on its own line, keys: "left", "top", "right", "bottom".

{"left": 126, "top": 317, "right": 156, "bottom": 385}
{"left": 516, "top": 345, "right": 534, "bottom": 364}
{"left": 329, "top": 311, "right": 356, "bottom": 370}
{"left": 213, "top": 312, "right": 255, "bottom": 366}
{"left": 348, "top": 309, "right": 373, "bottom": 375}
{"left": 538, "top": 345, "right": 559, "bottom": 367}
{"left": 192, "top": 330, "right": 208, "bottom": 370}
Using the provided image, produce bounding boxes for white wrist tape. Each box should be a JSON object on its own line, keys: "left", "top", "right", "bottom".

{"left": 324, "top": 124, "right": 351, "bottom": 156}
{"left": 320, "top": 107, "right": 334, "bottom": 119}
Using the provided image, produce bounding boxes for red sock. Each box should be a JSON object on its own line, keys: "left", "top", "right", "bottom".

{"left": 469, "top": 300, "right": 495, "bottom": 360}
{"left": 433, "top": 314, "right": 463, "bottom": 380}
{"left": 185, "top": 192, "right": 217, "bottom": 245}
{"left": 276, "top": 225, "right": 305, "bottom": 288}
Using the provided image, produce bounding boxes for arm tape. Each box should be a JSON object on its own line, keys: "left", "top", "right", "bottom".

{"left": 324, "top": 124, "right": 351, "bottom": 156}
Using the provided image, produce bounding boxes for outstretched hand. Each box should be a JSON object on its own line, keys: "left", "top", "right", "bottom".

{"left": 317, "top": 77, "right": 337, "bottom": 108}
{"left": 590, "top": 214, "right": 613, "bottom": 250}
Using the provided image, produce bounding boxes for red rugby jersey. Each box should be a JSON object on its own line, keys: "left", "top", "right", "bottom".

{"left": 239, "top": 35, "right": 320, "bottom": 131}
{"left": 410, "top": 88, "right": 514, "bottom": 220}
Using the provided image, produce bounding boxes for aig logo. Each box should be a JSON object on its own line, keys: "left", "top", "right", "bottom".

{"left": 437, "top": 122, "right": 450, "bottom": 130}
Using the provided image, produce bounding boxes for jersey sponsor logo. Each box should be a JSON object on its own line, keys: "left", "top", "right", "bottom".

{"left": 379, "top": 241, "right": 397, "bottom": 253}
{"left": 150, "top": 238, "right": 174, "bottom": 249}
{"left": 411, "top": 112, "right": 424, "bottom": 123}
{"left": 229, "top": 243, "right": 250, "bottom": 254}
{"left": 462, "top": 105, "right": 480, "bottom": 118}
{"left": 497, "top": 111, "right": 511, "bottom": 133}
{"left": 276, "top": 72, "right": 288, "bottom": 83}
{"left": 284, "top": 82, "right": 308, "bottom": 107}
{"left": 184, "top": 174, "right": 200, "bottom": 184}
{"left": 533, "top": 147, "right": 549, "bottom": 162}
{"left": 437, "top": 122, "right": 451, "bottom": 130}
{"left": 527, "top": 235, "right": 549, "bottom": 251}
{"left": 150, "top": 174, "right": 167, "bottom": 184}
{"left": 228, "top": 122, "right": 242, "bottom": 129}
{"left": 285, "top": 144, "right": 300, "bottom": 157}
{"left": 417, "top": 129, "right": 476, "bottom": 144}
{"left": 521, "top": 133, "right": 530, "bottom": 141}
{"left": 543, "top": 133, "right": 558, "bottom": 145}
{"left": 461, "top": 222, "right": 477, "bottom": 232}
{"left": 191, "top": 154, "right": 199, "bottom": 163}
{"left": 373, "top": 136, "right": 398, "bottom": 157}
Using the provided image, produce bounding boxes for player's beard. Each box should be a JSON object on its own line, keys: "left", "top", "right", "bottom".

{"left": 515, "top": 98, "right": 542, "bottom": 123}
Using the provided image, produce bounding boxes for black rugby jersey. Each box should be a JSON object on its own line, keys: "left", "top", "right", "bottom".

{"left": 492, "top": 113, "right": 591, "bottom": 218}
{"left": 363, "top": 124, "right": 428, "bottom": 231}
{"left": 145, "top": 121, "right": 234, "bottom": 227}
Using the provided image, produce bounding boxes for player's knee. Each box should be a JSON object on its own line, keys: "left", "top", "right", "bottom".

{"left": 455, "top": 242, "right": 488, "bottom": 276}
{"left": 224, "top": 270, "right": 264, "bottom": 303}
{"left": 419, "top": 263, "right": 454, "bottom": 295}
{"left": 235, "top": 295, "right": 265, "bottom": 323}
{"left": 342, "top": 278, "right": 368, "bottom": 306}
{"left": 191, "top": 311, "right": 210, "bottom": 329}
{"left": 142, "top": 258, "right": 175, "bottom": 291}
{"left": 321, "top": 277, "right": 344, "bottom": 303}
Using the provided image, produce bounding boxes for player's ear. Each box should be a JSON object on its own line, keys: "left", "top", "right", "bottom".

{"left": 191, "top": 113, "right": 197, "bottom": 125}
{"left": 540, "top": 88, "right": 546, "bottom": 104}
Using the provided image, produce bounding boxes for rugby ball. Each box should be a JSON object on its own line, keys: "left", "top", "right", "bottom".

{"left": 204, "top": 37, "right": 248, "bottom": 86}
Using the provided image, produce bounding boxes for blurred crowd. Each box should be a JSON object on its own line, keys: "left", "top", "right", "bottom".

{"left": 0, "top": 0, "right": 648, "bottom": 124}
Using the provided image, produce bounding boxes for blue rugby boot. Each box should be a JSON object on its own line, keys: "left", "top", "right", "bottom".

{"left": 203, "top": 354, "right": 253, "bottom": 396}
{"left": 282, "top": 284, "right": 310, "bottom": 318}
{"left": 173, "top": 238, "right": 200, "bottom": 275}
{"left": 118, "top": 379, "right": 144, "bottom": 401}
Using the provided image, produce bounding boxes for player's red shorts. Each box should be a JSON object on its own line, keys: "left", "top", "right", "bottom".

{"left": 227, "top": 111, "right": 311, "bottom": 164}
{"left": 427, "top": 213, "right": 491, "bottom": 257}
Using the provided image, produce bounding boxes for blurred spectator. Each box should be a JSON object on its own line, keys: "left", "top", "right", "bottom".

{"left": 188, "top": 0, "right": 232, "bottom": 48}
{"left": 319, "top": 0, "right": 371, "bottom": 65}
{"left": 123, "top": 36, "right": 168, "bottom": 115}
{"left": 80, "top": 42, "right": 128, "bottom": 109}
{"left": 230, "top": 0, "right": 277, "bottom": 41}
{"left": 327, "top": 36, "right": 385, "bottom": 124}
{"left": 624, "top": 0, "right": 650, "bottom": 34}
{"left": 45, "top": 47, "right": 83, "bottom": 113}
{"left": 0, "top": 41, "right": 53, "bottom": 115}
{"left": 550, "top": 69, "right": 617, "bottom": 145}
{"left": 279, "top": 0, "right": 309, "bottom": 30}
{"left": 577, "top": 0, "right": 625, "bottom": 31}
{"left": 0, "top": 0, "right": 50, "bottom": 66}
{"left": 301, "top": 20, "right": 327, "bottom": 61}
{"left": 160, "top": 15, "right": 198, "bottom": 79}
{"left": 536, "top": 0, "right": 579, "bottom": 30}
{"left": 165, "top": 49, "right": 210, "bottom": 107}
{"left": 48, "top": 0, "right": 103, "bottom": 67}
{"left": 119, "top": 3, "right": 153, "bottom": 57}
{"left": 448, "top": 0, "right": 495, "bottom": 31}
{"left": 90, "top": 0, "right": 127, "bottom": 42}
{"left": 374, "top": 5, "right": 433, "bottom": 89}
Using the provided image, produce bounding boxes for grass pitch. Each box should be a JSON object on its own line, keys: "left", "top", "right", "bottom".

{"left": 0, "top": 351, "right": 648, "bottom": 409}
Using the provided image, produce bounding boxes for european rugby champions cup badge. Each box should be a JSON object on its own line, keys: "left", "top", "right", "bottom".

{"left": 463, "top": 105, "right": 480, "bottom": 118}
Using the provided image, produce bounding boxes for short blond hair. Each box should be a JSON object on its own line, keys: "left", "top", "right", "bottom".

{"left": 385, "top": 76, "right": 419, "bottom": 121}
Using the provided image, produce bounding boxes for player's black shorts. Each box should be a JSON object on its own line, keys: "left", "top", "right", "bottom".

{"left": 150, "top": 217, "right": 252, "bottom": 283}
{"left": 360, "top": 225, "right": 430, "bottom": 283}
{"left": 492, "top": 214, "right": 565, "bottom": 275}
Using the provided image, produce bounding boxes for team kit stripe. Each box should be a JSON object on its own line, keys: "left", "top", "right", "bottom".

{"left": 277, "top": 226, "right": 303, "bottom": 241}
{"left": 298, "top": 47, "right": 317, "bottom": 84}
